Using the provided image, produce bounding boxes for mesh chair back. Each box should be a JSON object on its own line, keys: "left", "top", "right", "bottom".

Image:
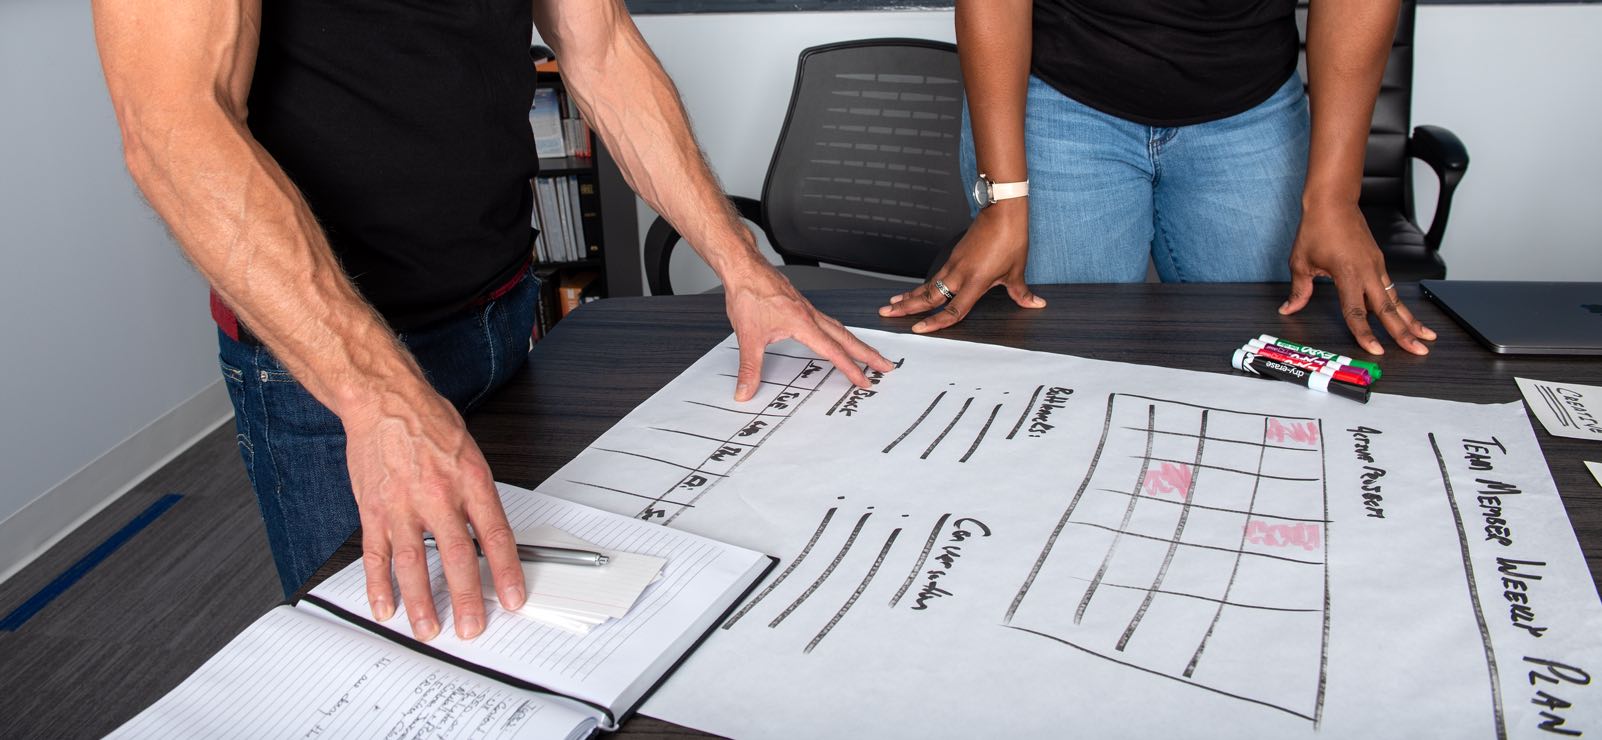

{"left": 760, "top": 39, "right": 971, "bottom": 278}
{"left": 1297, "top": 0, "right": 1416, "bottom": 217}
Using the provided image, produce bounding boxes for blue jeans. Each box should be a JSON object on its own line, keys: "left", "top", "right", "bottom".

{"left": 219, "top": 267, "right": 540, "bottom": 596}
{"left": 960, "top": 74, "right": 1310, "bottom": 283}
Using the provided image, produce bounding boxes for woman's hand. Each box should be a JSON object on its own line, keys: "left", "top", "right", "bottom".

{"left": 878, "top": 201, "right": 1045, "bottom": 333}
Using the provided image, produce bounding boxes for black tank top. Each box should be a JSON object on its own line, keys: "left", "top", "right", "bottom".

{"left": 1031, "top": 0, "right": 1299, "bottom": 127}
{"left": 247, "top": 0, "right": 537, "bottom": 329}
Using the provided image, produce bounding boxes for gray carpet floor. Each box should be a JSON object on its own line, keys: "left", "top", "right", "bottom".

{"left": 0, "top": 425, "right": 280, "bottom": 739}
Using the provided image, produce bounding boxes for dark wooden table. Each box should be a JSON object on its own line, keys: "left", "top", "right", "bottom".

{"left": 308, "top": 283, "right": 1602, "bottom": 737}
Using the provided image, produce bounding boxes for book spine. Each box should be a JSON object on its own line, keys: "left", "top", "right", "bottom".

{"left": 575, "top": 173, "right": 604, "bottom": 260}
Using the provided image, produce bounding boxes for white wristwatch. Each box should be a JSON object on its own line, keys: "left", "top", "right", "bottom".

{"left": 971, "top": 173, "right": 1029, "bottom": 208}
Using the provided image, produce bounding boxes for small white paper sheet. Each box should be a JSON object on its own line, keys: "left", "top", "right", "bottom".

{"left": 478, "top": 524, "right": 665, "bottom": 633}
{"left": 1587, "top": 461, "right": 1602, "bottom": 488}
{"left": 1516, "top": 377, "right": 1602, "bottom": 440}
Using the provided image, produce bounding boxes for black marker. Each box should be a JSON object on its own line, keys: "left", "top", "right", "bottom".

{"left": 1232, "top": 350, "right": 1371, "bottom": 404}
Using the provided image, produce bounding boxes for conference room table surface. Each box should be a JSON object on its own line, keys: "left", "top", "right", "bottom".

{"left": 305, "top": 283, "right": 1602, "bottom": 737}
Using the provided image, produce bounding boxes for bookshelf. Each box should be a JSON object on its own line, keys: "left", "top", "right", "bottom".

{"left": 530, "top": 60, "right": 642, "bottom": 338}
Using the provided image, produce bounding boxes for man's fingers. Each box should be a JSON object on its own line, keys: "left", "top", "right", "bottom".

{"left": 360, "top": 523, "right": 396, "bottom": 622}
{"left": 430, "top": 516, "right": 489, "bottom": 640}
{"left": 802, "top": 328, "right": 872, "bottom": 388}
{"left": 820, "top": 320, "right": 894, "bottom": 375}
{"left": 734, "top": 335, "right": 766, "bottom": 401}
{"left": 390, "top": 524, "right": 442, "bottom": 641}
{"left": 880, "top": 280, "right": 948, "bottom": 318}
{"left": 463, "top": 482, "right": 526, "bottom": 612}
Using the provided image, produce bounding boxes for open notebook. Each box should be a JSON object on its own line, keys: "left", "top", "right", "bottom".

{"left": 110, "top": 484, "right": 775, "bottom": 739}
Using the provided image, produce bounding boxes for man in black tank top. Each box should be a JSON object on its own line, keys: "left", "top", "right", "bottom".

{"left": 94, "top": 0, "right": 895, "bottom": 642}
{"left": 882, "top": 0, "right": 1437, "bottom": 358}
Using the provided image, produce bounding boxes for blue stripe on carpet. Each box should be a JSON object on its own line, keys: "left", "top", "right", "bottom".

{"left": 0, "top": 493, "right": 183, "bottom": 631}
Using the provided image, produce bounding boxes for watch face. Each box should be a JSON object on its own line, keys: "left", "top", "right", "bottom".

{"left": 971, "top": 177, "right": 990, "bottom": 208}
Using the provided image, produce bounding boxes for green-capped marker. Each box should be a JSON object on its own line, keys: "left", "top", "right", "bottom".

{"left": 1256, "top": 334, "right": 1382, "bottom": 379}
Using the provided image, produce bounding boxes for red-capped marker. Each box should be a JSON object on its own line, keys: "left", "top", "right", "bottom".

{"left": 1244, "top": 340, "right": 1373, "bottom": 386}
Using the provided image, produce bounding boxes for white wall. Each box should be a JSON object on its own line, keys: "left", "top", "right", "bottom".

{"left": 0, "top": 0, "right": 226, "bottom": 580}
{"left": 627, "top": 6, "right": 1602, "bottom": 292}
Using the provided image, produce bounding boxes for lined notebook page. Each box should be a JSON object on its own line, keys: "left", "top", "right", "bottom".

{"left": 310, "top": 484, "right": 767, "bottom": 713}
{"left": 109, "top": 605, "right": 596, "bottom": 740}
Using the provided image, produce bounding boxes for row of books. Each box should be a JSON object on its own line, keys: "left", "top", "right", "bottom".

{"left": 530, "top": 86, "right": 592, "bottom": 160}
{"left": 531, "top": 267, "right": 603, "bottom": 342}
{"left": 531, "top": 174, "right": 600, "bottom": 264}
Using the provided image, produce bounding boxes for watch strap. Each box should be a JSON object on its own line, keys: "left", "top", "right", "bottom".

{"left": 989, "top": 180, "right": 1029, "bottom": 202}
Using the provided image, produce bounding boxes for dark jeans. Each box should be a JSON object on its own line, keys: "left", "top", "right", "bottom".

{"left": 218, "top": 268, "right": 540, "bottom": 596}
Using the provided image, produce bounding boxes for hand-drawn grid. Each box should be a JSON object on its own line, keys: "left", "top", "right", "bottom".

{"left": 561, "top": 346, "right": 841, "bottom": 525}
{"left": 1004, "top": 393, "right": 1331, "bottom": 725}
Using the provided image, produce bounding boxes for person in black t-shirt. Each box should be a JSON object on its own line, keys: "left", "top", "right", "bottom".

{"left": 881, "top": 0, "right": 1437, "bottom": 358}
{"left": 93, "top": 0, "right": 894, "bottom": 643}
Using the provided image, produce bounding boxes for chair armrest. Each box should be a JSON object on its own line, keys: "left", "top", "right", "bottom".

{"left": 643, "top": 195, "right": 768, "bottom": 295}
{"left": 1409, "top": 125, "right": 1470, "bottom": 251}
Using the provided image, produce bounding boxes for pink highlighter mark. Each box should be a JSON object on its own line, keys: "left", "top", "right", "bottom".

{"left": 1244, "top": 520, "right": 1322, "bottom": 551}
{"left": 1143, "top": 462, "right": 1194, "bottom": 500}
{"left": 1265, "top": 418, "right": 1320, "bottom": 447}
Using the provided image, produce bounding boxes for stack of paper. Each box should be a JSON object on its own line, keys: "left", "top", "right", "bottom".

{"left": 478, "top": 525, "right": 664, "bottom": 634}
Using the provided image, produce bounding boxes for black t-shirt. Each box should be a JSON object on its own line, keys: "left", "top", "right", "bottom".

{"left": 1031, "top": 0, "right": 1299, "bottom": 127}
{"left": 247, "top": 0, "right": 538, "bottom": 330}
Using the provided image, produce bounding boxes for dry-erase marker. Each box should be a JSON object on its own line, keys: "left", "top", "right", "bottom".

{"left": 1244, "top": 339, "right": 1373, "bottom": 386}
{"left": 424, "top": 536, "right": 610, "bottom": 567}
{"left": 1256, "top": 334, "right": 1382, "bottom": 379}
{"left": 1233, "top": 350, "right": 1371, "bottom": 404}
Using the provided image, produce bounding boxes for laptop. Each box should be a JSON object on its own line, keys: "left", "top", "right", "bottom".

{"left": 1420, "top": 280, "right": 1602, "bottom": 355}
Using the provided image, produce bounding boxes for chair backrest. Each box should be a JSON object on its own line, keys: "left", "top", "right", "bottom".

{"left": 759, "top": 39, "right": 972, "bottom": 278}
{"left": 1297, "top": 0, "right": 1416, "bottom": 219}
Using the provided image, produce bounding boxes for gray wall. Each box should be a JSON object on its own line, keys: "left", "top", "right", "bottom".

{"left": 0, "top": 0, "right": 224, "bottom": 578}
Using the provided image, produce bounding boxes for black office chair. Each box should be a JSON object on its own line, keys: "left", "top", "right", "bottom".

{"left": 644, "top": 39, "right": 971, "bottom": 295}
{"left": 1298, "top": 0, "right": 1469, "bottom": 280}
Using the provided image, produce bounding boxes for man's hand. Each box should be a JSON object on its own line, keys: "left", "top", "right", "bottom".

{"left": 721, "top": 258, "right": 895, "bottom": 402}
{"left": 1279, "top": 201, "right": 1436, "bottom": 355}
{"left": 878, "top": 201, "right": 1045, "bottom": 333}
{"left": 345, "top": 383, "right": 526, "bottom": 641}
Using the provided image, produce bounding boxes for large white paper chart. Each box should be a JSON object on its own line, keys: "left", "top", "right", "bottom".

{"left": 530, "top": 328, "right": 1602, "bottom": 739}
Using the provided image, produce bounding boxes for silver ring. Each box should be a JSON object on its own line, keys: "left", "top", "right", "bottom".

{"left": 1383, "top": 282, "right": 1396, "bottom": 292}
{"left": 933, "top": 279, "right": 956, "bottom": 301}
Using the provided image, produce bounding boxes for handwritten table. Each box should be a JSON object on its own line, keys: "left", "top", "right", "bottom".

{"left": 307, "top": 283, "right": 1602, "bottom": 737}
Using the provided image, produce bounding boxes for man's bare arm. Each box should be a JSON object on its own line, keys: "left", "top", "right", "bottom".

{"left": 92, "top": 0, "right": 525, "bottom": 640}
{"left": 533, "top": 0, "right": 893, "bottom": 399}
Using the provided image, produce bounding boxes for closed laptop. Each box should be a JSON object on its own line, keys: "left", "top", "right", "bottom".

{"left": 1420, "top": 280, "right": 1602, "bottom": 355}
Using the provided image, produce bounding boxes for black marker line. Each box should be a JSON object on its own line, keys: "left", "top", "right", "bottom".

{"left": 1112, "top": 393, "right": 1318, "bottom": 422}
{"left": 805, "top": 528, "right": 902, "bottom": 654}
{"left": 1006, "top": 392, "right": 1116, "bottom": 623}
{"left": 649, "top": 426, "right": 764, "bottom": 449}
{"left": 1126, "top": 455, "right": 1318, "bottom": 482}
{"left": 564, "top": 480, "right": 695, "bottom": 508}
{"left": 891, "top": 513, "right": 951, "bottom": 607}
{"left": 724, "top": 345, "right": 826, "bottom": 363}
{"left": 824, "top": 362, "right": 873, "bottom": 416}
{"left": 724, "top": 507, "right": 837, "bottom": 629}
{"left": 1313, "top": 419, "right": 1332, "bottom": 728}
{"left": 1117, "top": 410, "right": 1209, "bottom": 652}
{"left": 1537, "top": 385, "right": 1575, "bottom": 428}
{"left": 1430, "top": 432, "right": 1507, "bottom": 740}
{"left": 592, "top": 448, "right": 729, "bottom": 478}
{"left": 683, "top": 400, "right": 789, "bottom": 418}
{"left": 667, "top": 365, "right": 839, "bottom": 527}
{"left": 1095, "top": 488, "right": 1329, "bottom": 524}
{"left": 770, "top": 512, "right": 873, "bottom": 628}
{"left": 1068, "top": 576, "right": 1319, "bottom": 614}
{"left": 716, "top": 374, "right": 793, "bottom": 388}
{"left": 1002, "top": 626, "right": 1316, "bottom": 723}
{"left": 1064, "top": 520, "right": 1323, "bottom": 566}
{"left": 1119, "top": 426, "right": 1318, "bottom": 452}
{"left": 1006, "top": 384, "right": 1045, "bottom": 440}
{"left": 883, "top": 391, "right": 946, "bottom": 453}
{"left": 921, "top": 396, "right": 974, "bottom": 460}
{"left": 1185, "top": 417, "right": 1272, "bottom": 678}
{"left": 959, "top": 403, "right": 1003, "bottom": 463}
{"left": 1077, "top": 403, "right": 1159, "bottom": 625}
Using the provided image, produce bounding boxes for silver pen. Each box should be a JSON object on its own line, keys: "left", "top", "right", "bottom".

{"left": 423, "top": 535, "right": 610, "bottom": 567}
